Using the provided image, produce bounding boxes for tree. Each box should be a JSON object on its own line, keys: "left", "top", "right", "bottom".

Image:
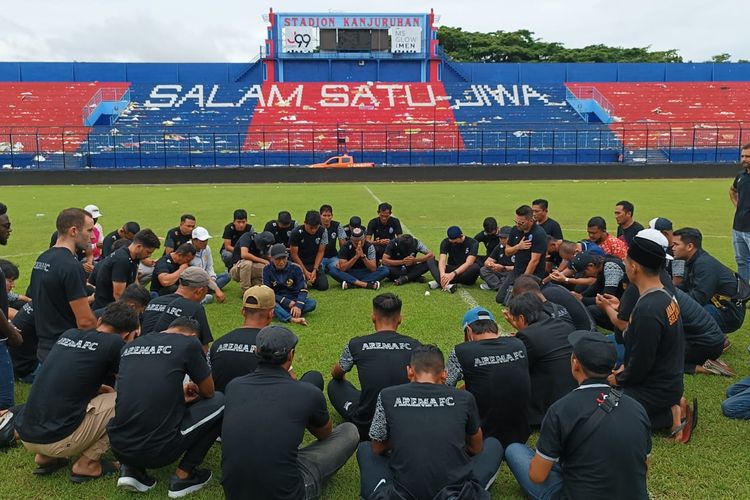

{"left": 437, "top": 27, "right": 683, "bottom": 63}
{"left": 710, "top": 53, "right": 731, "bottom": 63}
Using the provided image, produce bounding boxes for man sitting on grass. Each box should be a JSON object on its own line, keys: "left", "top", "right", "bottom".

{"left": 329, "top": 227, "right": 389, "bottom": 290}
{"left": 263, "top": 243, "right": 315, "bottom": 326}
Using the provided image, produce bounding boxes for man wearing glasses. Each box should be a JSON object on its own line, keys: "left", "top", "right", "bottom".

{"left": 496, "top": 205, "right": 548, "bottom": 304}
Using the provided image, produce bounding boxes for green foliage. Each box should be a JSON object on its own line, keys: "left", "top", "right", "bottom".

{"left": 711, "top": 53, "right": 732, "bottom": 63}
{"left": 1, "top": 179, "right": 749, "bottom": 499}
{"left": 437, "top": 26, "right": 683, "bottom": 63}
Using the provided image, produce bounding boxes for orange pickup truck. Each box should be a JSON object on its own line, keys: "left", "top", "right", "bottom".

{"left": 309, "top": 155, "right": 375, "bottom": 169}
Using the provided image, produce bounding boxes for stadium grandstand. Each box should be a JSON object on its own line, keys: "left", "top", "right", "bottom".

{"left": 0, "top": 8, "right": 749, "bottom": 169}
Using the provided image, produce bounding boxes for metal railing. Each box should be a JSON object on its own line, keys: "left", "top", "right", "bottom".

{"left": 81, "top": 88, "right": 130, "bottom": 125}
{"left": 566, "top": 85, "right": 616, "bottom": 117}
{"left": 0, "top": 121, "right": 746, "bottom": 169}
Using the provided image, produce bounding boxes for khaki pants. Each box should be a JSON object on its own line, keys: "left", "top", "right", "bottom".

{"left": 230, "top": 260, "right": 264, "bottom": 293}
{"left": 22, "top": 392, "right": 116, "bottom": 461}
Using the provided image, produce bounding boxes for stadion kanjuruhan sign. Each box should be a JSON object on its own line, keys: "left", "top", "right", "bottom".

{"left": 278, "top": 14, "right": 424, "bottom": 28}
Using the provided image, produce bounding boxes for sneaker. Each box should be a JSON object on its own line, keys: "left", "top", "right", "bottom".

{"left": 168, "top": 468, "right": 212, "bottom": 498}
{"left": 367, "top": 281, "right": 381, "bottom": 290}
{"left": 427, "top": 280, "right": 439, "bottom": 289}
{"left": 201, "top": 294, "right": 214, "bottom": 305}
{"left": 702, "top": 359, "right": 735, "bottom": 377}
{"left": 394, "top": 276, "right": 408, "bottom": 286}
{"left": 445, "top": 284, "right": 457, "bottom": 294}
{"left": 480, "top": 283, "right": 492, "bottom": 291}
{"left": 341, "top": 281, "right": 349, "bottom": 290}
{"left": 117, "top": 465, "right": 156, "bottom": 493}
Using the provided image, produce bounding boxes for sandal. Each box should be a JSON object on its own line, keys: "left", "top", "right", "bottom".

{"left": 69, "top": 459, "right": 119, "bottom": 484}
{"left": 33, "top": 457, "right": 69, "bottom": 476}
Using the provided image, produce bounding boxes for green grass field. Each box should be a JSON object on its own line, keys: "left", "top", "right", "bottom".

{"left": 1, "top": 179, "right": 749, "bottom": 499}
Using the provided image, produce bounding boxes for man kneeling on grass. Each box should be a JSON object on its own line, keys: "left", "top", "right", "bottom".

{"left": 15, "top": 302, "right": 140, "bottom": 482}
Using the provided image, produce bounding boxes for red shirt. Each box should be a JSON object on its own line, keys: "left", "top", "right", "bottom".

{"left": 598, "top": 233, "right": 627, "bottom": 260}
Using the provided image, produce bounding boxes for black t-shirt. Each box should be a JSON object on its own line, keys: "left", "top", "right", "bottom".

{"left": 366, "top": 216, "right": 403, "bottom": 242}
{"left": 230, "top": 231, "right": 268, "bottom": 267}
{"left": 9, "top": 301, "right": 39, "bottom": 378}
{"left": 515, "top": 316, "right": 577, "bottom": 425}
{"left": 263, "top": 220, "right": 296, "bottom": 247}
{"left": 93, "top": 246, "right": 138, "bottom": 309}
{"left": 617, "top": 221, "right": 644, "bottom": 247}
{"left": 542, "top": 283, "right": 596, "bottom": 331}
{"left": 141, "top": 293, "right": 213, "bottom": 345}
{"left": 151, "top": 254, "right": 180, "bottom": 295}
{"left": 580, "top": 257, "right": 627, "bottom": 306}
{"left": 616, "top": 289, "right": 684, "bottom": 411}
{"left": 164, "top": 226, "right": 192, "bottom": 252}
{"left": 221, "top": 366, "right": 329, "bottom": 500}
{"left": 369, "top": 383, "right": 480, "bottom": 500}
{"left": 337, "top": 240, "right": 377, "bottom": 270}
{"left": 28, "top": 247, "right": 89, "bottom": 361}
{"left": 383, "top": 238, "right": 430, "bottom": 261}
{"left": 49, "top": 231, "right": 86, "bottom": 260}
{"left": 108, "top": 332, "right": 211, "bottom": 454}
{"left": 288, "top": 225, "right": 327, "bottom": 268}
{"left": 733, "top": 170, "right": 750, "bottom": 232}
{"left": 539, "top": 218, "right": 564, "bottom": 240}
{"left": 322, "top": 221, "right": 345, "bottom": 258}
{"left": 16, "top": 328, "right": 124, "bottom": 444}
{"left": 439, "top": 236, "right": 479, "bottom": 267}
{"left": 536, "top": 380, "right": 651, "bottom": 500}
{"left": 102, "top": 229, "right": 122, "bottom": 258}
{"left": 338, "top": 330, "right": 421, "bottom": 426}
{"left": 0, "top": 265, "right": 6, "bottom": 318}
{"left": 488, "top": 242, "right": 514, "bottom": 266}
{"left": 209, "top": 327, "right": 260, "bottom": 392}
{"left": 222, "top": 222, "right": 253, "bottom": 248}
{"left": 447, "top": 337, "right": 531, "bottom": 447}
{"left": 508, "top": 224, "right": 548, "bottom": 277}
{"left": 473, "top": 230, "right": 500, "bottom": 255}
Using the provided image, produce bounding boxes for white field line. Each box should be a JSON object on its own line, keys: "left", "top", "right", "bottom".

{"left": 363, "top": 185, "right": 480, "bottom": 309}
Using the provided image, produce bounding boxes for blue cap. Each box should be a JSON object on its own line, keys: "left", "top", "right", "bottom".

{"left": 447, "top": 226, "right": 462, "bottom": 239}
{"left": 462, "top": 306, "right": 496, "bottom": 329}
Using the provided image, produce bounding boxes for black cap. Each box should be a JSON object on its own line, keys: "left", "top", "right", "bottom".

{"left": 628, "top": 236, "right": 666, "bottom": 270}
{"left": 254, "top": 231, "right": 275, "bottom": 248}
{"left": 278, "top": 211, "right": 292, "bottom": 225}
{"left": 270, "top": 243, "right": 288, "bottom": 258}
{"left": 498, "top": 226, "right": 512, "bottom": 238}
{"left": 569, "top": 252, "right": 596, "bottom": 276}
{"left": 256, "top": 325, "right": 298, "bottom": 363}
{"left": 349, "top": 216, "right": 362, "bottom": 228}
{"left": 568, "top": 330, "right": 617, "bottom": 374}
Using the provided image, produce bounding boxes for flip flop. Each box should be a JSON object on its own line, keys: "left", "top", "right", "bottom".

{"left": 33, "top": 457, "right": 69, "bottom": 476}
{"left": 680, "top": 398, "right": 698, "bottom": 444}
{"left": 69, "top": 460, "right": 119, "bottom": 484}
{"left": 668, "top": 417, "right": 688, "bottom": 440}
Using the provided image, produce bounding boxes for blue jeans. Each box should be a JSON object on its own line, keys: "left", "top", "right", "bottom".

{"left": 0, "top": 341, "right": 14, "bottom": 410}
{"left": 215, "top": 272, "right": 231, "bottom": 290}
{"left": 275, "top": 299, "right": 317, "bottom": 322}
{"left": 357, "top": 438, "right": 503, "bottom": 498}
{"left": 505, "top": 443, "right": 564, "bottom": 500}
{"left": 607, "top": 334, "right": 625, "bottom": 368}
{"left": 722, "top": 375, "right": 750, "bottom": 419}
{"left": 328, "top": 266, "right": 390, "bottom": 286}
{"left": 732, "top": 230, "right": 750, "bottom": 283}
{"left": 321, "top": 257, "right": 339, "bottom": 273}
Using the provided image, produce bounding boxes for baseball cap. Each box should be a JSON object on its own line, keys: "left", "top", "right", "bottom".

{"left": 649, "top": 217, "right": 673, "bottom": 232}
{"left": 191, "top": 227, "right": 212, "bottom": 241}
{"left": 569, "top": 252, "right": 596, "bottom": 276}
{"left": 84, "top": 204, "right": 102, "bottom": 218}
{"left": 254, "top": 231, "right": 275, "bottom": 249}
{"left": 278, "top": 211, "right": 293, "bottom": 225}
{"left": 462, "top": 306, "right": 496, "bottom": 329}
{"left": 350, "top": 226, "right": 365, "bottom": 241}
{"left": 179, "top": 267, "right": 211, "bottom": 288}
{"left": 635, "top": 228, "right": 673, "bottom": 260}
{"left": 498, "top": 226, "right": 512, "bottom": 238}
{"left": 256, "top": 325, "right": 299, "bottom": 360}
{"left": 349, "top": 216, "right": 362, "bottom": 228}
{"left": 447, "top": 226, "right": 462, "bottom": 240}
{"left": 242, "top": 285, "right": 275, "bottom": 309}
{"left": 270, "top": 243, "right": 288, "bottom": 259}
{"left": 568, "top": 330, "right": 617, "bottom": 374}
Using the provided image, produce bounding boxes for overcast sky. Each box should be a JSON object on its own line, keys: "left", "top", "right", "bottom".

{"left": 0, "top": 0, "right": 745, "bottom": 63}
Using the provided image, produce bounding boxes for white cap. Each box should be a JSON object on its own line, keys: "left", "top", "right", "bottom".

{"left": 635, "top": 228, "right": 674, "bottom": 260}
{"left": 84, "top": 204, "right": 102, "bottom": 218}
{"left": 192, "top": 226, "right": 212, "bottom": 241}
